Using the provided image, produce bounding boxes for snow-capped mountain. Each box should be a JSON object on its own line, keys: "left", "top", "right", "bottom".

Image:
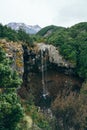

{"left": 7, "top": 22, "right": 41, "bottom": 34}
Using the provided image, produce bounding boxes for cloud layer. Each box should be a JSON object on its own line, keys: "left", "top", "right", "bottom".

{"left": 0, "top": 0, "right": 87, "bottom": 27}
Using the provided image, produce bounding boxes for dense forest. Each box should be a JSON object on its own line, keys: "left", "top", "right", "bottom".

{"left": 0, "top": 22, "right": 87, "bottom": 130}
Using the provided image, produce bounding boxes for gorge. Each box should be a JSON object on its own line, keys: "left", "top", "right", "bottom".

{"left": 18, "top": 42, "right": 83, "bottom": 109}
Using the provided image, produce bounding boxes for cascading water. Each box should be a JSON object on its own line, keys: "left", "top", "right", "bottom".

{"left": 41, "top": 49, "right": 48, "bottom": 99}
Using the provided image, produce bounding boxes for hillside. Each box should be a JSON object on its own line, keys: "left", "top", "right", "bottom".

{"left": 37, "top": 25, "right": 65, "bottom": 37}
{"left": 37, "top": 22, "right": 87, "bottom": 78}
{"left": 0, "top": 22, "right": 87, "bottom": 130}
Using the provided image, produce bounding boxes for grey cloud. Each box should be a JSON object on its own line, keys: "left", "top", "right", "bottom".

{"left": 53, "top": 0, "right": 87, "bottom": 27}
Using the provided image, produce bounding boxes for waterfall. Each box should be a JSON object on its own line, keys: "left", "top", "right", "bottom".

{"left": 41, "top": 49, "right": 48, "bottom": 98}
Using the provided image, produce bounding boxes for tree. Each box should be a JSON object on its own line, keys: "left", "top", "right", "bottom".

{"left": 0, "top": 24, "right": 4, "bottom": 37}
{"left": 0, "top": 89, "right": 23, "bottom": 130}
{"left": 0, "top": 24, "right": 18, "bottom": 41}
{"left": 0, "top": 47, "right": 24, "bottom": 130}
{"left": 0, "top": 47, "right": 22, "bottom": 88}
{"left": 77, "top": 43, "right": 87, "bottom": 78}
{"left": 18, "top": 29, "right": 33, "bottom": 46}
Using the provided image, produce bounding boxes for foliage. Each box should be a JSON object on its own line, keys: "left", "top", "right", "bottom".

{"left": 37, "top": 25, "right": 57, "bottom": 36}
{"left": 52, "top": 92, "right": 87, "bottom": 130}
{"left": 31, "top": 34, "right": 45, "bottom": 43}
{"left": 0, "top": 47, "right": 22, "bottom": 88}
{"left": 80, "top": 81, "right": 87, "bottom": 95}
{"left": 37, "top": 25, "right": 64, "bottom": 37}
{"left": 0, "top": 89, "right": 24, "bottom": 130}
{"left": 0, "top": 24, "right": 33, "bottom": 46}
{"left": 0, "top": 48, "right": 24, "bottom": 130}
{"left": 18, "top": 29, "right": 33, "bottom": 46}
{"left": 23, "top": 94, "right": 52, "bottom": 130}
{"left": 0, "top": 24, "right": 18, "bottom": 41}
{"left": 76, "top": 43, "right": 87, "bottom": 78}
{"left": 0, "top": 46, "right": 8, "bottom": 63}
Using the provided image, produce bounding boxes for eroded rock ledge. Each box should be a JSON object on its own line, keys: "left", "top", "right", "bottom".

{"left": 36, "top": 43, "right": 75, "bottom": 68}
{"left": 22, "top": 42, "right": 76, "bottom": 80}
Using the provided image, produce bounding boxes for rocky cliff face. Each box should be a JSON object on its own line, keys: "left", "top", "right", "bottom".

{"left": 0, "top": 40, "right": 75, "bottom": 77}
{"left": 21, "top": 42, "right": 74, "bottom": 75}
{"left": 36, "top": 43, "right": 75, "bottom": 68}
{"left": 18, "top": 42, "right": 82, "bottom": 105}
{"left": 0, "top": 39, "right": 23, "bottom": 76}
{"left": 0, "top": 40, "right": 82, "bottom": 104}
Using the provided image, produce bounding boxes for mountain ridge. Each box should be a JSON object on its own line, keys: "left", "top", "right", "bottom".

{"left": 7, "top": 22, "right": 41, "bottom": 34}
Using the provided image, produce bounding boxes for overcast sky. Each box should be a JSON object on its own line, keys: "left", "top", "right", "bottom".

{"left": 0, "top": 0, "right": 87, "bottom": 27}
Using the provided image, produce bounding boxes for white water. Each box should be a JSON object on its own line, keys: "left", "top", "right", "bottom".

{"left": 41, "top": 50, "right": 48, "bottom": 98}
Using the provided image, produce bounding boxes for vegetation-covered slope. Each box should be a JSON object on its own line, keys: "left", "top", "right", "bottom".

{"left": 37, "top": 22, "right": 87, "bottom": 79}
{"left": 37, "top": 25, "right": 65, "bottom": 37}
{"left": 0, "top": 22, "right": 87, "bottom": 130}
